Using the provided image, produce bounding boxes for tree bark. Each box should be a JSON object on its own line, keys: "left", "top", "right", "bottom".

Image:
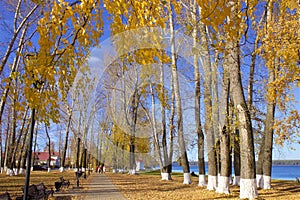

{"left": 192, "top": 0, "right": 206, "bottom": 187}
{"left": 216, "top": 68, "right": 230, "bottom": 194}
{"left": 169, "top": 1, "right": 191, "bottom": 184}
{"left": 262, "top": 67, "right": 276, "bottom": 189}
{"left": 160, "top": 64, "right": 172, "bottom": 180}
{"left": 45, "top": 125, "right": 51, "bottom": 173}
{"left": 23, "top": 108, "right": 36, "bottom": 200}
{"left": 233, "top": 129, "right": 241, "bottom": 186}
{"left": 200, "top": 26, "right": 217, "bottom": 190}
{"left": 10, "top": 106, "right": 29, "bottom": 175}
{"left": 229, "top": 44, "right": 258, "bottom": 199}
{"left": 60, "top": 109, "right": 72, "bottom": 172}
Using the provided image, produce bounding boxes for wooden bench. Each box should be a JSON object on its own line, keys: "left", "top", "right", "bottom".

{"left": 16, "top": 183, "right": 54, "bottom": 200}
{"left": 55, "top": 177, "right": 70, "bottom": 192}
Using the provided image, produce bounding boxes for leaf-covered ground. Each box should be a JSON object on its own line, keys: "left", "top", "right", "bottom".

{"left": 0, "top": 170, "right": 91, "bottom": 199}
{"left": 1, "top": 170, "right": 300, "bottom": 199}
{"left": 106, "top": 172, "right": 300, "bottom": 200}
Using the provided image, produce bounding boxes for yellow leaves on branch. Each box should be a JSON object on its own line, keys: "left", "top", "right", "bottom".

{"left": 104, "top": 0, "right": 167, "bottom": 35}
{"left": 23, "top": 0, "right": 104, "bottom": 123}
{"left": 257, "top": 5, "right": 300, "bottom": 109}
{"left": 274, "top": 110, "right": 300, "bottom": 146}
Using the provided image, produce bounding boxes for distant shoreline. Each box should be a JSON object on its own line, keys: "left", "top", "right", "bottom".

{"left": 182, "top": 160, "right": 300, "bottom": 166}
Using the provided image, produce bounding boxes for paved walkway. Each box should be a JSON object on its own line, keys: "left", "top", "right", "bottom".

{"left": 82, "top": 173, "right": 126, "bottom": 200}
{"left": 53, "top": 173, "right": 126, "bottom": 200}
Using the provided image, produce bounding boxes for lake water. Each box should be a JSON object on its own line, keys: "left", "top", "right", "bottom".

{"left": 172, "top": 165, "right": 300, "bottom": 180}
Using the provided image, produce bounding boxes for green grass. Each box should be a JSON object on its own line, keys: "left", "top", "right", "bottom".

{"left": 139, "top": 169, "right": 184, "bottom": 177}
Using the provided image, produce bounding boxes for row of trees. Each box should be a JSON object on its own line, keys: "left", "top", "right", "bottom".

{"left": 0, "top": 0, "right": 300, "bottom": 199}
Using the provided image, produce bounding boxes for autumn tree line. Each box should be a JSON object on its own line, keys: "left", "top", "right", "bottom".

{"left": 0, "top": 0, "right": 300, "bottom": 199}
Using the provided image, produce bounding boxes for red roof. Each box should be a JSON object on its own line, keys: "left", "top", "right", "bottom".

{"left": 33, "top": 152, "right": 59, "bottom": 161}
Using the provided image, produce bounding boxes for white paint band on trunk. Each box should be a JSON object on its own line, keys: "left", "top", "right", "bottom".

{"left": 6, "top": 168, "right": 11, "bottom": 175}
{"left": 256, "top": 174, "right": 264, "bottom": 188}
{"left": 198, "top": 174, "right": 207, "bottom": 187}
{"left": 207, "top": 175, "right": 217, "bottom": 191}
{"left": 13, "top": 168, "right": 18, "bottom": 175}
{"left": 229, "top": 175, "right": 233, "bottom": 185}
{"left": 60, "top": 167, "right": 65, "bottom": 172}
{"left": 183, "top": 173, "right": 192, "bottom": 184}
{"left": 240, "top": 178, "right": 258, "bottom": 200}
{"left": 263, "top": 175, "right": 271, "bottom": 189}
{"left": 19, "top": 168, "right": 25, "bottom": 175}
{"left": 161, "top": 172, "right": 172, "bottom": 180}
{"left": 216, "top": 176, "right": 230, "bottom": 194}
{"left": 233, "top": 176, "right": 240, "bottom": 186}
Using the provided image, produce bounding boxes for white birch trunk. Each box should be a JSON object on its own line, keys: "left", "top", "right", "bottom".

{"left": 48, "top": 168, "right": 51, "bottom": 173}
{"left": 198, "top": 175, "right": 207, "bottom": 187}
{"left": 240, "top": 178, "right": 258, "bottom": 200}
{"left": 263, "top": 175, "right": 271, "bottom": 189}
{"left": 183, "top": 173, "right": 192, "bottom": 184}
{"left": 216, "top": 176, "right": 230, "bottom": 194}
{"left": 207, "top": 175, "right": 217, "bottom": 190}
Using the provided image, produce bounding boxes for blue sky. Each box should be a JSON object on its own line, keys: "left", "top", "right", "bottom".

{"left": 273, "top": 87, "right": 300, "bottom": 160}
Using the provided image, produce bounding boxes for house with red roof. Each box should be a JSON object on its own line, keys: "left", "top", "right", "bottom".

{"left": 33, "top": 152, "right": 60, "bottom": 167}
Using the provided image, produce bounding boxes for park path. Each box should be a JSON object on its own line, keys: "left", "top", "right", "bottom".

{"left": 81, "top": 173, "right": 126, "bottom": 200}
{"left": 53, "top": 173, "right": 126, "bottom": 200}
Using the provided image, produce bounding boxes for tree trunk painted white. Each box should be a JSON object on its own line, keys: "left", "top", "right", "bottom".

{"left": 0, "top": 167, "right": 3, "bottom": 174}
{"left": 233, "top": 176, "right": 240, "bottom": 186}
{"left": 256, "top": 174, "right": 264, "bottom": 188}
{"left": 128, "top": 169, "right": 136, "bottom": 175}
{"left": 216, "top": 176, "right": 230, "bottom": 194}
{"left": 13, "top": 168, "right": 18, "bottom": 175}
{"left": 183, "top": 173, "right": 192, "bottom": 184}
{"left": 161, "top": 172, "right": 172, "bottom": 181}
{"left": 6, "top": 168, "right": 11, "bottom": 175}
{"left": 19, "top": 168, "right": 25, "bottom": 175}
{"left": 60, "top": 167, "right": 65, "bottom": 173}
{"left": 240, "top": 179, "right": 258, "bottom": 200}
{"left": 47, "top": 168, "right": 51, "bottom": 173}
{"left": 229, "top": 175, "right": 233, "bottom": 185}
{"left": 31, "top": 166, "right": 33, "bottom": 171}
{"left": 82, "top": 167, "right": 86, "bottom": 172}
{"left": 169, "top": 2, "right": 190, "bottom": 182}
{"left": 192, "top": 0, "right": 206, "bottom": 185}
{"left": 198, "top": 175, "right": 207, "bottom": 187}
{"left": 263, "top": 175, "right": 271, "bottom": 189}
{"left": 112, "top": 169, "right": 117, "bottom": 173}
{"left": 207, "top": 175, "right": 217, "bottom": 190}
